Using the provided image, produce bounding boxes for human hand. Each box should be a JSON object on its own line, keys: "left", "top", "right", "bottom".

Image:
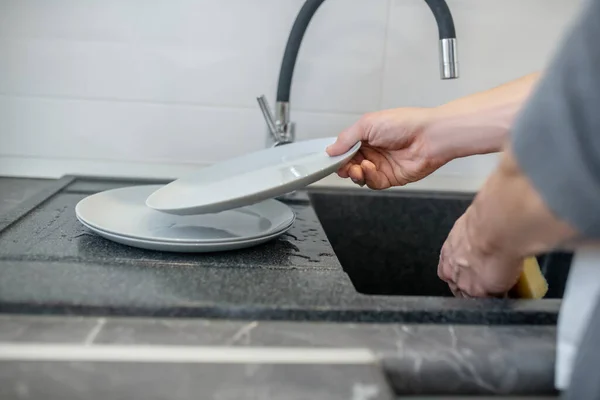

{"left": 437, "top": 208, "right": 524, "bottom": 298}
{"left": 326, "top": 108, "right": 449, "bottom": 189}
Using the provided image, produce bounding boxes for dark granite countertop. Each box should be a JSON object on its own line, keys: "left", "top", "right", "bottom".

{"left": 0, "top": 176, "right": 561, "bottom": 398}
{"left": 0, "top": 175, "right": 560, "bottom": 324}
{"left": 0, "top": 314, "right": 558, "bottom": 399}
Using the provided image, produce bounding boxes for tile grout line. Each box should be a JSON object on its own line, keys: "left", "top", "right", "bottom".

{"left": 0, "top": 153, "right": 214, "bottom": 167}
{"left": 0, "top": 93, "right": 366, "bottom": 117}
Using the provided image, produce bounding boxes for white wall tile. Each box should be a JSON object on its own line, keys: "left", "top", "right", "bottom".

{"left": 287, "top": 0, "right": 389, "bottom": 113}
{"left": 0, "top": 0, "right": 388, "bottom": 114}
{"left": 0, "top": 0, "right": 295, "bottom": 109}
{"left": 0, "top": 37, "right": 274, "bottom": 108}
{"left": 292, "top": 111, "right": 360, "bottom": 141}
{"left": 0, "top": 0, "right": 585, "bottom": 183}
{"left": 381, "top": 0, "right": 582, "bottom": 108}
{"left": 0, "top": 154, "right": 202, "bottom": 180}
{"left": 0, "top": 96, "right": 266, "bottom": 164}
{"left": 0, "top": 0, "right": 133, "bottom": 42}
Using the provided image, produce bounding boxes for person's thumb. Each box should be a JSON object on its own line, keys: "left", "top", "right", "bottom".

{"left": 326, "top": 118, "right": 367, "bottom": 156}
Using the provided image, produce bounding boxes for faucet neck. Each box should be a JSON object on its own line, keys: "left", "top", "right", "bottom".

{"left": 424, "top": 0, "right": 456, "bottom": 40}
{"left": 260, "top": 0, "right": 459, "bottom": 147}
{"left": 276, "top": 0, "right": 458, "bottom": 105}
{"left": 276, "top": 0, "right": 326, "bottom": 104}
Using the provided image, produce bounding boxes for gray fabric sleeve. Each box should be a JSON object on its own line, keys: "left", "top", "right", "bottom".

{"left": 511, "top": 0, "right": 600, "bottom": 238}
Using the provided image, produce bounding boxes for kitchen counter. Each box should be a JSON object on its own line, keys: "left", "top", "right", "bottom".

{"left": 0, "top": 177, "right": 53, "bottom": 217}
{"left": 0, "top": 176, "right": 561, "bottom": 398}
{"left": 0, "top": 314, "right": 557, "bottom": 399}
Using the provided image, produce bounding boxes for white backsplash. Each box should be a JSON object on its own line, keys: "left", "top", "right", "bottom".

{"left": 0, "top": 0, "right": 581, "bottom": 183}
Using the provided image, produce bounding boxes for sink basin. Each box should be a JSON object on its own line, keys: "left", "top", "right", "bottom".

{"left": 308, "top": 187, "right": 572, "bottom": 299}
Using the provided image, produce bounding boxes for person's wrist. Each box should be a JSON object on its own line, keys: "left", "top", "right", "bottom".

{"left": 409, "top": 107, "right": 455, "bottom": 168}
{"left": 423, "top": 103, "right": 508, "bottom": 164}
{"left": 465, "top": 195, "right": 518, "bottom": 259}
{"left": 467, "top": 146, "right": 578, "bottom": 257}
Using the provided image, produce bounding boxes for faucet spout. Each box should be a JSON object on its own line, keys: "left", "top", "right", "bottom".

{"left": 424, "top": 0, "right": 459, "bottom": 79}
{"left": 439, "top": 38, "right": 458, "bottom": 79}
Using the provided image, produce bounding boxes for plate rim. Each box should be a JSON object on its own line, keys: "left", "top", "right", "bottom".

{"left": 78, "top": 218, "right": 293, "bottom": 249}
{"left": 75, "top": 186, "right": 296, "bottom": 243}
{"left": 145, "top": 137, "right": 361, "bottom": 215}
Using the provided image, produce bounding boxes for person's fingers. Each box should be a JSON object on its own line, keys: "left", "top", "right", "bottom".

{"left": 458, "top": 278, "right": 487, "bottom": 298}
{"left": 337, "top": 161, "right": 354, "bottom": 178}
{"left": 337, "top": 152, "right": 366, "bottom": 178}
{"left": 361, "top": 160, "right": 389, "bottom": 190}
{"left": 439, "top": 253, "right": 459, "bottom": 291}
{"left": 448, "top": 282, "right": 461, "bottom": 297}
{"left": 326, "top": 118, "right": 368, "bottom": 156}
{"left": 353, "top": 151, "right": 366, "bottom": 164}
{"left": 460, "top": 291, "right": 472, "bottom": 299}
{"left": 337, "top": 166, "right": 350, "bottom": 178}
{"left": 450, "top": 257, "right": 488, "bottom": 297}
{"left": 348, "top": 164, "right": 365, "bottom": 185}
{"left": 438, "top": 244, "right": 449, "bottom": 281}
{"left": 439, "top": 246, "right": 467, "bottom": 298}
{"left": 450, "top": 258, "right": 493, "bottom": 298}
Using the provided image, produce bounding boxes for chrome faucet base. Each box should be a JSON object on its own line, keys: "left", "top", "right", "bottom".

{"left": 257, "top": 96, "right": 295, "bottom": 148}
{"left": 275, "top": 101, "right": 293, "bottom": 140}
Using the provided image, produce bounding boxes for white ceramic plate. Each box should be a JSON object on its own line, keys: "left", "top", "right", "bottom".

{"left": 75, "top": 185, "right": 295, "bottom": 243}
{"left": 145, "top": 137, "right": 361, "bottom": 215}
{"left": 78, "top": 219, "right": 292, "bottom": 253}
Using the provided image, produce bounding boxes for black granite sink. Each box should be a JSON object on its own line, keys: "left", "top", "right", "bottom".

{"left": 308, "top": 187, "right": 572, "bottom": 299}
{"left": 0, "top": 176, "right": 565, "bottom": 324}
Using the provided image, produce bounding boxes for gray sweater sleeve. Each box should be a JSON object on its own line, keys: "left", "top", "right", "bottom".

{"left": 511, "top": 0, "right": 600, "bottom": 238}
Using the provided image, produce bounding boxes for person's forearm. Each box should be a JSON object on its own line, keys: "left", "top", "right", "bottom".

{"left": 424, "top": 72, "right": 541, "bottom": 163}
{"left": 465, "top": 144, "right": 578, "bottom": 259}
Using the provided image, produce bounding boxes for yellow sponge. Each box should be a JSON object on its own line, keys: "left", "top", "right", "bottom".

{"left": 509, "top": 256, "right": 548, "bottom": 299}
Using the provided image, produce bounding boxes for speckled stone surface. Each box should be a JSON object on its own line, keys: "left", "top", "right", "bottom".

{"left": 0, "top": 176, "right": 563, "bottom": 324}
{"left": 0, "top": 192, "right": 338, "bottom": 270}
{"left": 309, "top": 188, "right": 573, "bottom": 299}
{"left": 0, "top": 177, "right": 567, "bottom": 397}
{"left": 310, "top": 189, "right": 470, "bottom": 297}
{"left": 0, "top": 177, "right": 53, "bottom": 217}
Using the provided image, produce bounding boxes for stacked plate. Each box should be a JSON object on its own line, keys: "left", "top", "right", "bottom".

{"left": 75, "top": 137, "right": 361, "bottom": 253}
{"left": 76, "top": 185, "right": 296, "bottom": 253}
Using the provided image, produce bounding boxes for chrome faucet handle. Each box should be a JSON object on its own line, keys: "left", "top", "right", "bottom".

{"left": 257, "top": 95, "right": 295, "bottom": 147}
{"left": 257, "top": 95, "right": 284, "bottom": 145}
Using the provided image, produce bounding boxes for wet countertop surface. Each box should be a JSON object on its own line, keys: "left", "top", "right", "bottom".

{"left": 0, "top": 176, "right": 560, "bottom": 398}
